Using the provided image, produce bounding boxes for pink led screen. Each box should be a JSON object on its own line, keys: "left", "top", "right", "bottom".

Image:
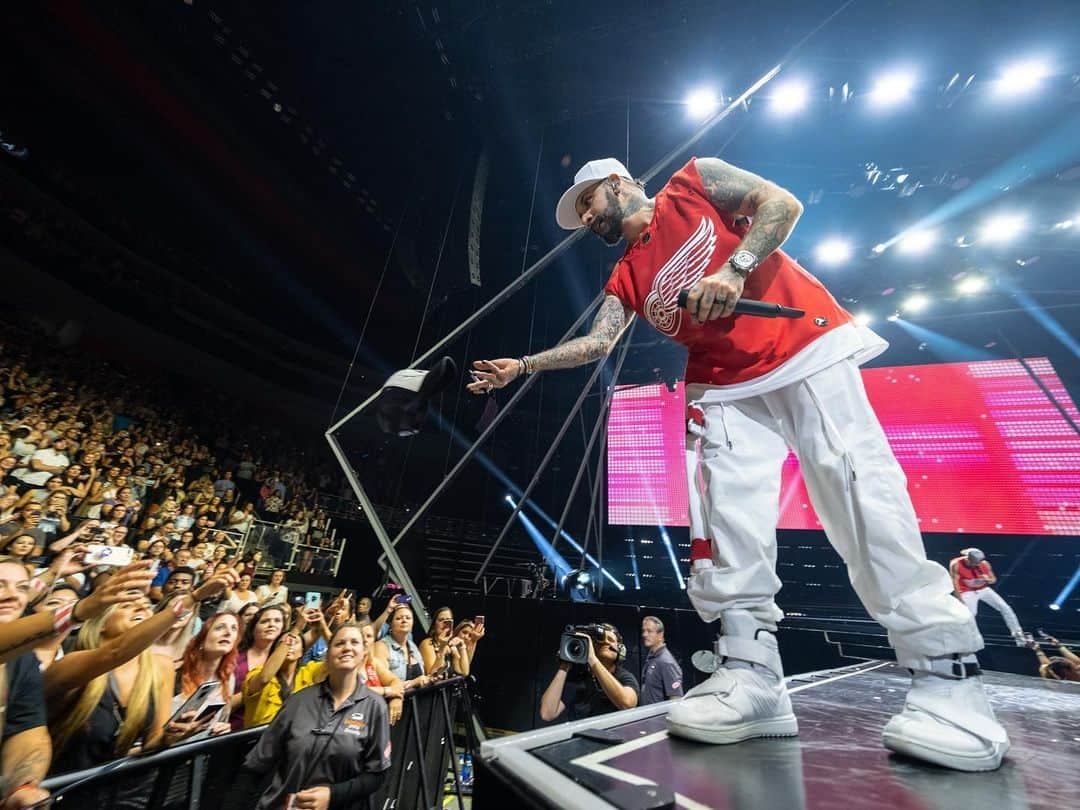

{"left": 607, "top": 358, "right": 1080, "bottom": 535}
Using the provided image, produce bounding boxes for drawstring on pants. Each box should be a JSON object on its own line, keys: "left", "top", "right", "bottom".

{"left": 716, "top": 402, "right": 734, "bottom": 450}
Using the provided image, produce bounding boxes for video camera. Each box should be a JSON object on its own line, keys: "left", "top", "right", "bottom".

{"left": 558, "top": 623, "right": 610, "bottom": 666}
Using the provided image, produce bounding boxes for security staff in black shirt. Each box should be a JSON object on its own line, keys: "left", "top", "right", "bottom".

{"left": 640, "top": 615, "right": 684, "bottom": 705}
{"left": 539, "top": 624, "right": 639, "bottom": 722}
{"left": 229, "top": 623, "right": 391, "bottom": 810}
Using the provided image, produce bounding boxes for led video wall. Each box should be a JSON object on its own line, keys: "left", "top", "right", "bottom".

{"left": 607, "top": 358, "right": 1080, "bottom": 535}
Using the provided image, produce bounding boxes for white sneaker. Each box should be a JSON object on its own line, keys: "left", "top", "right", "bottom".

{"left": 882, "top": 656, "right": 1009, "bottom": 772}
{"left": 666, "top": 610, "right": 798, "bottom": 745}
{"left": 1012, "top": 631, "right": 1032, "bottom": 648}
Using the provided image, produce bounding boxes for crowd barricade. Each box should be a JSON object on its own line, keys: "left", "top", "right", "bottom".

{"left": 241, "top": 517, "right": 347, "bottom": 576}
{"left": 40, "top": 677, "right": 481, "bottom": 810}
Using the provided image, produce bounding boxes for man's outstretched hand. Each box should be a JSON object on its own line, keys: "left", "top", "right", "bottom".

{"left": 466, "top": 359, "right": 520, "bottom": 394}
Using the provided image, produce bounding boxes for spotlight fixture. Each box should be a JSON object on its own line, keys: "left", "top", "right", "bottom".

{"left": 771, "top": 80, "right": 810, "bottom": 116}
{"left": 902, "top": 293, "right": 930, "bottom": 313}
{"left": 564, "top": 568, "right": 592, "bottom": 589}
{"left": 1049, "top": 603, "right": 1061, "bottom": 611}
{"left": 872, "top": 243, "right": 888, "bottom": 254}
{"left": 684, "top": 88, "right": 720, "bottom": 119}
{"left": 886, "top": 313, "right": 901, "bottom": 322}
{"left": 814, "top": 237, "right": 854, "bottom": 266}
{"left": 956, "top": 276, "right": 987, "bottom": 295}
{"left": 994, "top": 59, "right": 1050, "bottom": 97}
{"left": 869, "top": 70, "right": 917, "bottom": 108}
{"left": 979, "top": 214, "right": 1027, "bottom": 244}
{"left": 853, "top": 312, "right": 874, "bottom": 327}
{"left": 897, "top": 229, "right": 938, "bottom": 255}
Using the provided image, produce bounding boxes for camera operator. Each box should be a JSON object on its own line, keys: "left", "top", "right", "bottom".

{"left": 539, "top": 624, "right": 638, "bottom": 722}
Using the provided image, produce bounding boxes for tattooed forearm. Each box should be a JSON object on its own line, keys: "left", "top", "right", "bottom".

{"left": 528, "top": 296, "right": 630, "bottom": 373}
{"left": 695, "top": 157, "right": 803, "bottom": 257}
{"left": 738, "top": 196, "right": 801, "bottom": 258}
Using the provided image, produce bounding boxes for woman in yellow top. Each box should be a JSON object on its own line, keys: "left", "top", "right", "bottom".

{"left": 242, "top": 610, "right": 332, "bottom": 726}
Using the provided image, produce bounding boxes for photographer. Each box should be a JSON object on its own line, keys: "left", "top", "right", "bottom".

{"left": 539, "top": 624, "right": 638, "bottom": 722}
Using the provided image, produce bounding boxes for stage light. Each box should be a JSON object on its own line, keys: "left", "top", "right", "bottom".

{"left": 886, "top": 313, "right": 900, "bottom": 322}
{"left": 1049, "top": 603, "right": 1061, "bottom": 611}
{"left": 979, "top": 214, "right": 1027, "bottom": 244}
{"left": 1051, "top": 219, "right": 1073, "bottom": 231}
{"left": 658, "top": 527, "right": 686, "bottom": 591}
{"left": 872, "top": 243, "right": 887, "bottom": 254}
{"left": 504, "top": 494, "right": 514, "bottom": 505}
{"left": 994, "top": 59, "right": 1050, "bottom": 97}
{"left": 854, "top": 312, "right": 873, "bottom": 327}
{"left": 771, "top": 80, "right": 809, "bottom": 116}
{"left": 869, "top": 70, "right": 916, "bottom": 108}
{"left": 897, "top": 229, "right": 938, "bottom": 255}
{"left": 505, "top": 496, "right": 625, "bottom": 591}
{"left": 956, "top": 276, "right": 987, "bottom": 295}
{"left": 814, "top": 237, "right": 853, "bottom": 266}
{"left": 902, "top": 294, "right": 930, "bottom": 313}
{"left": 685, "top": 88, "right": 720, "bottom": 119}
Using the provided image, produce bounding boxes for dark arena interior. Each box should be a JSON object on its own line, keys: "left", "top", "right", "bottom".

{"left": 1, "top": 2, "right": 1079, "bottom": 809}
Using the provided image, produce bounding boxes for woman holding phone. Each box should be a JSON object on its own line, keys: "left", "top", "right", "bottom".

{"left": 255, "top": 569, "right": 289, "bottom": 607}
{"left": 174, "top": 612, "right": 242, "bottom": 733}
{"left": 419, "top": 607, "right": 469, "bottom": 678}
{"left": 242, "top": 621, "right": 323, "bottom": 727}
{"left": 46, "top": 567, "right": 238, "bottom": 774}
{"left": 229, "top": 604, "right": 286, "bottom": 729}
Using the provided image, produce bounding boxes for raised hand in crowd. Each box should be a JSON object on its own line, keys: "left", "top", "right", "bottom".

{"left": 0, "top": 559, "right": 156, "bottom": 665}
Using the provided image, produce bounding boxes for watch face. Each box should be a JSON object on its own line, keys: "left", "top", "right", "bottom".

{"left": 730, "top": 250, "right": 757, "bottom": 271}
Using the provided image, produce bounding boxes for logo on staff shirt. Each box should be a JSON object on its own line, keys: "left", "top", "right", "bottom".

{"left": 343, "top": 712, "right": 367, "bottom": 735}
{"left": 643, "top": 216, "right": 717, "bottom": 336}
{"left": 671, "top": 680, "right": 682, "bottom": 691}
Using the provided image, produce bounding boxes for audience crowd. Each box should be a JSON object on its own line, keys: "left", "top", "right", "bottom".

{"left": 0, "top": 326, "right": 487, "bottom": 808}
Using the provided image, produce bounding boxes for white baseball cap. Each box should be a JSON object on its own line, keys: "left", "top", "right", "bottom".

{"left": 555, "top": 157, "right": 634, "bottom": 230}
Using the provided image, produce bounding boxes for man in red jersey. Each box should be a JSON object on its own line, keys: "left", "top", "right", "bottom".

{"left": 468, "top": 156, "right": 1008, "bottom": 772}
{"left": 949, "top": 547, "right": 1029, "bottom": 646}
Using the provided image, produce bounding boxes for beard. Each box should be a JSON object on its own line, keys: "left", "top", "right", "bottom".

{"left": 590, "top": 185, "right": 626, "bottom": 246}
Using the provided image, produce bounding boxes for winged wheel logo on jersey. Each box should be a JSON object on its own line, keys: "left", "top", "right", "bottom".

{"left": 643, "top": 216, "right": 717, "bottom": 336}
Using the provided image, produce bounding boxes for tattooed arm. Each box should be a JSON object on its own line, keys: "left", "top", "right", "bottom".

{"left": 467, "top": 295, "right": 633, "bottom": 392}
{"left": 683, "top": 158, "right": 804, "bottom": 323}
{"left": 695, "top": 157, "right": 804, "bottom": 257}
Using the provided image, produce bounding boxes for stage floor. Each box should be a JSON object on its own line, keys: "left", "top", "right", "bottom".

{"left": 478, "top": 662, "right": 1079, "bottom": 810}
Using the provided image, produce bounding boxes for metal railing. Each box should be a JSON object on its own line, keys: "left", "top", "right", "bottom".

{"left": 240, "top": 518, "right": 347, "bottom": 577}
{"left": 41, "top": 677, "right": 482, "bottom": 810}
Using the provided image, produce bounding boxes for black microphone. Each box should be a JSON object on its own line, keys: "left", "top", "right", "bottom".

{"left": 676, "top": 290, "right": 804, "bottom": 318}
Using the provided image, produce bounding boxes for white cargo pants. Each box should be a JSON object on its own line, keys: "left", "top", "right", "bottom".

{"left": 685, "top": 358, "right": 983, "bottom": 665}
{"left": 960, "top": 588, "right": 1023, "bottom": 637}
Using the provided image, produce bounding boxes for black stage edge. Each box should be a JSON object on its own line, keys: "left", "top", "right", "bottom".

{"left": 475, "top": 661, "right": 1080, "bottom": 810}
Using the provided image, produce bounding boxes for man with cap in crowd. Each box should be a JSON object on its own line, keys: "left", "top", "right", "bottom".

{"left": 949, "top": 548, "right": 1029, "bottom": 646}
{"left": 468, "top": 154, "right": 1010, "bottom": 772}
